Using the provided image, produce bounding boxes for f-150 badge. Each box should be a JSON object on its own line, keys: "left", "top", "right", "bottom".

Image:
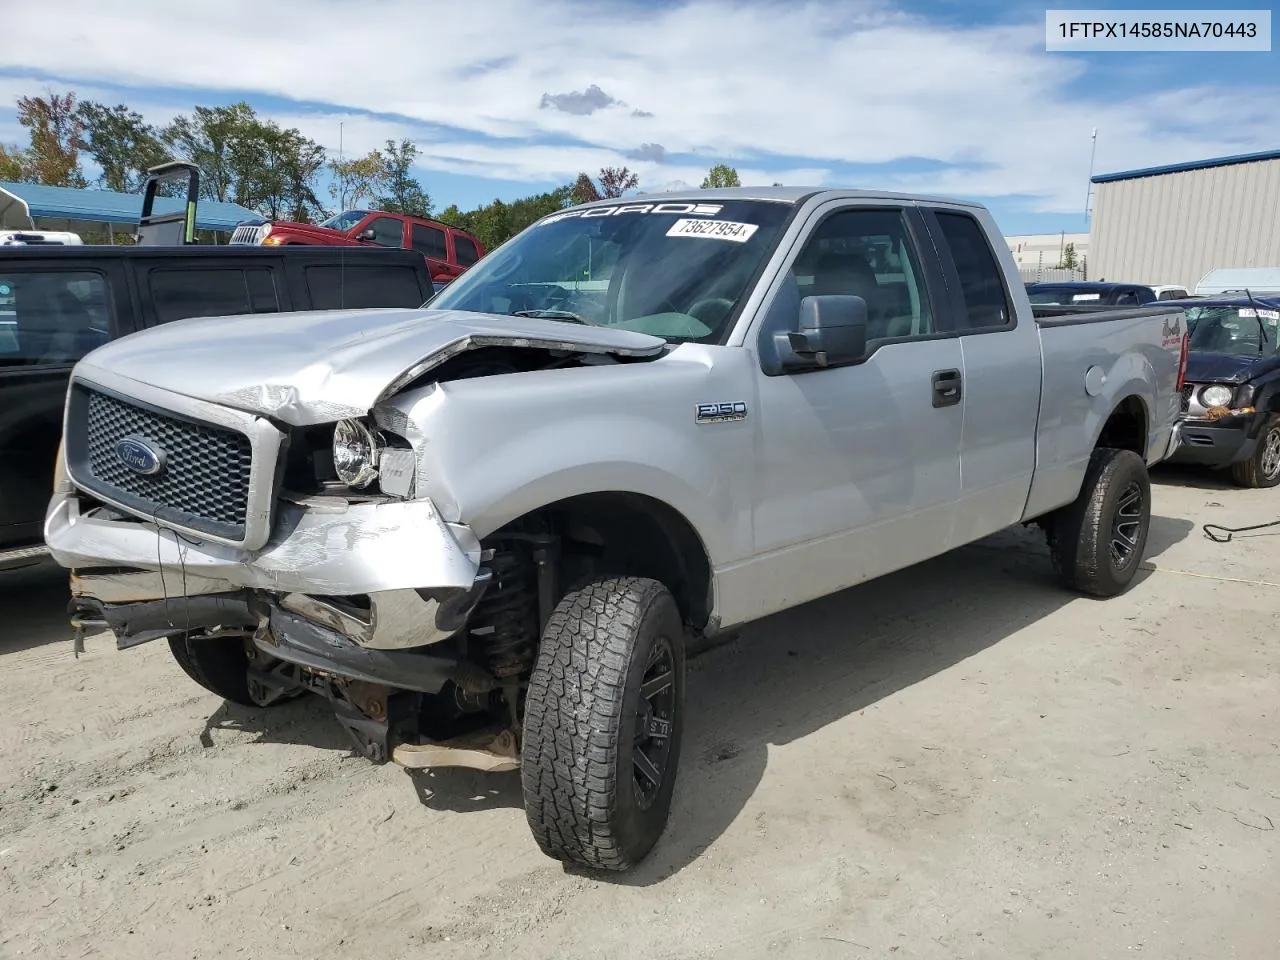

{"left": 696, "top": 402, "right": 747, "bottom": 424}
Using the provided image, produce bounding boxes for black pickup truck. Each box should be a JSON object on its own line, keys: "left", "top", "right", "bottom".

{"left": 1, "top": 245, "right": 436, "bottom": 568}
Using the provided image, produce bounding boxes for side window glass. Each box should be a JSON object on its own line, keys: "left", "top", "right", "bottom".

{"left": 1116, "top": 291, "right": 1138, "bottom": 306}
{"left": 933, "top": 211, "right": 1011, "bottom": 330}
{"left": 305, "top": 265, "right": 426, "bottom": 309}
{"left": 149, "top": 268, "right": 272, "bottom": 324}
{"left": 365, "top": 217, "right": 404, "bottom": 247}
{"left": 0, "top": 270, "right": 112, "bottom": 364}
{"left": 454, "top": 235, "right": 479, "bottom": 267}
{"left": 790, "top": 208, "right": 933, "bottom": 341}
{"left": 411, "top": 224, "right": 448, "bottom": 260}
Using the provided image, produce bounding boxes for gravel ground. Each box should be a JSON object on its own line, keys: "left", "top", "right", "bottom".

{"left": 1, "top": 464, "right": 1277, "bottom": 960}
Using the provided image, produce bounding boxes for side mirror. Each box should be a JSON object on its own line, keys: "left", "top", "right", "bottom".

{"left": 357, "top": 228, "right": 377, "bottom": 241}
{"left": 777, "top": 295, "right": 868, "bottom": 371}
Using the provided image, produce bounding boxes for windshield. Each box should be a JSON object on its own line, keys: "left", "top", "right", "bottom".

{"left": 320, "top": 210, "right": 369, "bottom": 232}
{"left": 1027, "top": 287, "right": 1106, "bottom": 305}
{"left": 1186, "top": 305, "right": 1280, "bottom": 355}
{"left": 427, "top": 199, "right": 795, "bottom": 342}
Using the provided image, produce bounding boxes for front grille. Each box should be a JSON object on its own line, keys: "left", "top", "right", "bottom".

{"left": 229, "top": 224, "right": 264, "bottom": 245}
{"left": 1180, "top": 383, "right": 1194, "bottom": 413}
{"left": 68, "top": 383, "right": 254, "bottom": 542}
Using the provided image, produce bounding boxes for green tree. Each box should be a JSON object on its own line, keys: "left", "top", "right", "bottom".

{"left": 77, "top": 102, "right": 168, "bottom": 193}
{"left": 328, "top": 149, "right": 385, "bottom": 211}
{"left": 163, "top": 102, "right": 258, "bottom": 203}
{"left": 164, "top": 103, "right": 325, "bottom": 220}
{"left": 701, "top": 163, "right": 741, "bottom": 189}
{"left": 437, "top": 186, "right": 573, "bottom": 251}
{"left": 16, "top": 90, "right": 87, "bottom": 187}
{"left": 233, "top": 120, "right": 326, "bottom": 221}
{"left": 1058, "top": 242, "right": 1079, "bottom": 270}
{"left": 0, "top": 143, "right": 28, "bottom": 181}
{"left": 375, "top": 139, "right": 431, "bottom": 216}
{"left": 570, "top": 172, "right": 600, "bottom": 205}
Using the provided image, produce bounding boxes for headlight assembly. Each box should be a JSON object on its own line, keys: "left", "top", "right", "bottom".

{"left": 332, "top": 418, "right": 384, "bottom": 489}
{"left": 1199, "top": 384, "right": 1234, "bottom": 409}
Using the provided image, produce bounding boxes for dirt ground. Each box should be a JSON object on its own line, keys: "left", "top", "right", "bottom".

{"left": 2, "top": 464, "right": 1277, "bottom": 960}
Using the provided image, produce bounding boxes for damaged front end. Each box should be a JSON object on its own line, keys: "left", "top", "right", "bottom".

{"left": 45, "top": 311, "right": 664, "bottom": 771}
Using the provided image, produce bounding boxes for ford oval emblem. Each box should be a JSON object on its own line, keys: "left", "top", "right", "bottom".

{"left": 115, "top": 436, "right": 166, "bottom": 476}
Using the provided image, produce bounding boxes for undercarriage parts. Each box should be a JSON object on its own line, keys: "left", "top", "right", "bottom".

{"left": 392, "top": 726, "right": 520, "bottom": 773}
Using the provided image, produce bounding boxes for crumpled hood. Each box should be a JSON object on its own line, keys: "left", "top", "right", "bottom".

{"left": 1185, "top": 351, "right": 1265, "bottom": 385}
{"left": 73, "top": 308, "right": 667, "bottom": 426}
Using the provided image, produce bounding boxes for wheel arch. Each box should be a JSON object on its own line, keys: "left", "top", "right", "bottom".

{"left": 483, "top": 490, "right": 715, "bottom": 631}
{"left": 1095, "top": 393, "right": 1148, "bottom": 457}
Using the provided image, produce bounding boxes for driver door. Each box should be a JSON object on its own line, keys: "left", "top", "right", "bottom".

{"left": 732, "top": 201, "right": 965, "bottom": 622}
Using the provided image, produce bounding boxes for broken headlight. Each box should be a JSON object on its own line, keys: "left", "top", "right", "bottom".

{"left": 332, "top": 418, "right": 384, "bottom": 489}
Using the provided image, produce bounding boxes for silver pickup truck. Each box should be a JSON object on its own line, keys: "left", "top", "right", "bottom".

{"left": 45, "top": 188, "right": 1188, "bottom": 871}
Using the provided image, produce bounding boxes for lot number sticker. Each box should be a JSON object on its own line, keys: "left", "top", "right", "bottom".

{"left": 1239, "top": 308, "right": 1280, "bottom": 320}
{"left": 666, "top": 218, "right": 759, "bottom": 243}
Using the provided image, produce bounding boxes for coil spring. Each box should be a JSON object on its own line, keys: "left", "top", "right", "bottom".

{"left": 470, "top": 545, "right": 539, "bottom": 680}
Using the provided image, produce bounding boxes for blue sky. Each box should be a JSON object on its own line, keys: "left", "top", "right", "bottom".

{"left": 0, "top": 0, "right": 1275, "bottom": 235}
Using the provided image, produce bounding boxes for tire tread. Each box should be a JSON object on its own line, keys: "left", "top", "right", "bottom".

{"left": 521, "top": 575, "right": 682, "bottom": 871}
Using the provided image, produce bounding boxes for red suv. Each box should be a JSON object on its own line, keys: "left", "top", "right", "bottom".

{"left": 229, "top": 210, "right": 485, "bottom": 283}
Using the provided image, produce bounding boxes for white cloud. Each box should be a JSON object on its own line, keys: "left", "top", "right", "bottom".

{"left": 0, "top": 0, "right": 1276, "bottom": 212}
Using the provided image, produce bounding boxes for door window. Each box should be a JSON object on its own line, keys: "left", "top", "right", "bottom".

{"left": 365, "top": 217, "right": 405, "bottom": 247}
{"left": 454, "top": 234, "right": 480, "bottom": 267}
{"left": 791, "top": 208, "right": 934, "bottom": 341}
{"left": 932, "top": 211, "right": 1011, "bottom": 330}
{"left": 148, "top": 268, "right": 279, "bottom": 324}
{"left": 0, "top": 270, "right": 112, "bottom": 364}
{"left": 305, "top": 264, "right": 427, "bottom": 309}
{"left": 411, "top": 224, "right": 448, "bottom": 260}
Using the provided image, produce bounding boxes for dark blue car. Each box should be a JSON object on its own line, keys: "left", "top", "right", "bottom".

{"left": 1025, "top": 280, "right": 1158, "bottom": 307}
{"left": 1164, "top": 294, "right": 1280, "bottom": 486}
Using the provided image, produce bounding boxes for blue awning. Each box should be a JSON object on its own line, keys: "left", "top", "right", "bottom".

{"left": 0, "top": 180, "right": 259, "bottom": 232}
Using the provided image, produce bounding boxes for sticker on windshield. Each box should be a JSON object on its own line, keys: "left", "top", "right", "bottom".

{"left": 1239, "top": 308, "right": 1280, "bottom": 320}
{"left": 1072, "top": 293, "right": 1101, "bottom": 301}
{"left": 666, "top": 218, "right": 759, "bottom": 243}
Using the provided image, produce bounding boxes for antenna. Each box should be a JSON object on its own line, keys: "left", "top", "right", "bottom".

{"left": 1084, "top": 127, "right": 1098, "bottom": 224}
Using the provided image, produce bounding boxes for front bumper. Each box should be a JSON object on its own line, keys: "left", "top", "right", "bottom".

{"left": 45, "top": 489, "right": 488, "bottom": 653}
{"left": 1167, "top": 416, "right": 1258, "bottom": 466}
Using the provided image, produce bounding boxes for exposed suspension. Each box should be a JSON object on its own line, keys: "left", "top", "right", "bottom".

{"left": 469, "top": 543, "right": 540, "bottom": 682}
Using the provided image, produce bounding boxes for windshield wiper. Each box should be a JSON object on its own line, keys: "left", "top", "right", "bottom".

{"left": 1243, "top": 288, "right": 1269, "bottom": 354}
{"left": 511, "top": 309, "right": 593, "bottom": 325}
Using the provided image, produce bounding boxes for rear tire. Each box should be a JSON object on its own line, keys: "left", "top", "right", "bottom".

{"left": 1047, "top": 447, "right": 1151, "bottom": 597}
{"left": 521, "top": 576, "right": 686, "bottom": 871}
{"left": 168, "top": 632, "right": 267, "bottom": 707}
{"left": 1229, "top": 416, "right": 1280, "bottom": 488}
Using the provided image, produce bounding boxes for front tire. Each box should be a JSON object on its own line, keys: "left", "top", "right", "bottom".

{"left": 1230, "top": 416, "right": 1280, "bottom": 488}
{"left": 168, "top": 632, "right": 271, "bottom": 707}
{"left": 1047, "top": 447, "right": 1151, "bottom": 597}
{"left": 521, "top": 576, "right": 686, "bottom": 871}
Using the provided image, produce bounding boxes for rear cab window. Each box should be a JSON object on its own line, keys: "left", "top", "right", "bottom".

{"left": 930, "top": 210, "right": 1013, "bottom": 330}
{"left": 0, "top": 269, "right": 113, "bottom": 366}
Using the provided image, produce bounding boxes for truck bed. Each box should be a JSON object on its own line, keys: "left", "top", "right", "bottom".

{"left": 1021, "top": 303, "right": 1186, "bottom": 521}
